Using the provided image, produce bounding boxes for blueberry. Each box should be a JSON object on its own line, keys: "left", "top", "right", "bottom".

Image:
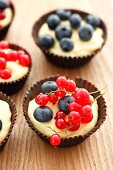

{"left": 47, "top": 14, "right": 61, "bottom": 30}
{"left": 33, "top": 106, "right": 53, "bottom": 122}
{"left": 86, "top": 15, "right": 101, "bottom": 28}
{"left": 41, "top": 81, "right": 58, "bottom": 94}
{"left": 55, "top": 25, "right": 72, "bottom": 40}
{"left": 38, "top": 34, "right": 54, "bottom": 49}
{"left": 0, "top": 0, "right": 9, "bottom": 9}
{"left": 0, "top": 120, "right": 2, "bottom": 131}
{"left": 58, "top": 96, "right": 75, "bottom": 114}
{"left": 69, "top": 14, "right": 82, "bottom": 28}
{"left": 78, "top": 24, "right": 94, "bottom": 41}
{"left": 56, "top": 9, "right": 71, "bottom": 20}
{"left": 60, "top": 38, "right": 74, "bottom": 52}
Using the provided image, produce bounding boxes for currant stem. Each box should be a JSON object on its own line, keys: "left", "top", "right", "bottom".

{"left": 89, "top": 86, "right": 107, "bottom": 95}
{"left": 92, "top": 92, "right": 105, "bottom": 103}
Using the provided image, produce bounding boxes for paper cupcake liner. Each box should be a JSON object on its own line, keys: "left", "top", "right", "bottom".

{"left": 23, "top": 75, "right": 107, "bottom": 148}
{"left": 0, "top": 44, "right": 32, "bottom": 95}
{"left": 0, "top": 92, "right": 17, "bottom": 151}
{"left": 0, "top": 2, "right": 15, "bottom": 40}
{"left": 32, "top": 9, "right": 107, "bottom": 68}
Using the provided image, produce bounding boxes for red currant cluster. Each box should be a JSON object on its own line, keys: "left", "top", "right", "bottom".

{"left": 0, "top": 41, "right": 31, "bottom": 80}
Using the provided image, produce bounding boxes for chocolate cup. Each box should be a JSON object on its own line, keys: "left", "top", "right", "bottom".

{"left": 23, "top": 75, "right": 107, "bottom": 148}
{"left": 32, "top": 9, "right": 107, "bottom": 68}
{"left": 0, "top": 2, "right": 15, "bottom": 40}
{"left": 0, "top": 44, "right": 32, "bottom": 95}
{"left": 0, "top": 92, "right": 17, "bottom": 151}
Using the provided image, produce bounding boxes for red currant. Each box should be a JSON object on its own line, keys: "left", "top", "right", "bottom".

{"left": 65, "top": 80, "right": 76, "bottom": 92}
{"left": 81, "top": 105, "right": 93, "bottom": 123}
{"left": 6, "top": 50, "right": 18, "bottom": 61}
{"left": 68, "top": 122, "right": 80, "bottom": 131}
{"left": 35, "top": 94, "right": 49, "bottom": 106}
{"left": 0, "top": 69, "right": 11, "bottom": 79}
{"left": 68, "top": 102, "right": 82, "bottom": 113}
{"left": 75, "top": 88, "right": 92, "bottom": 106}
{"left": 0, "top": 41, "right": 9, "bottom": 49}
{"left": 19, "top": 54, "right": 31, "bottom": 66}
{"left": 49, "top": 93, "right": 58, "bottom": 104}
{"left": 50, "top": 134, "right": 61, "bottom": 146}
{"left": 68, "top": 111, "right": 81, "bottom": 124}
{"left": 35, "top": 93, "right": 42, "bottom": 104}
{"left": 55, "top": 118, "right": 66, "bottom": 129}
{"left": 55, "top": 111, "right": 66, "bottom": 119}
{"left": 0, "top": 49, "right": 6, "bottom": 58}
{"left": 0, "top": 11, "right": 5, "bottom": 20}
{"left": 56, "top": 88, "right": 66, "bottom": 97}
{"left": 18, "top": 50, "right": 25, "bottom": 56}
{"left": 0, "top": 57, "right": 6, "bottom": 70}
{"left": 56, "top": 76, "right": 67, "bottom": 89}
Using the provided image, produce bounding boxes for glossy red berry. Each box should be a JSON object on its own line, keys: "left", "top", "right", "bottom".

{"left": 81, "top": 105, "right": 93, "bottom": 123}
{"left": 17, "top": 50, "right": 25, "bottom": 56}
{"left": 55, "top": 111, "right": 66, "bottom": 119}
{"left": 0, "top": 57, "right": 6, "bottom": 70}
{"left": 68, "top": 102, "right": 82, "bottom": 113}
{"left": 35, "top": 94, "right": 49, "bottom": 106}
{"left": 65, "top": 80, "right": 76, "bottom": 92}
{"left": 19, "top": 54, "right": 31, "bottom": 66}
{"left": 56, "top": 76, "right": 67, "bottom": 89}
{"left": 75, "top": 88, "right": 92, "bottom": 106}
{"left": 0, "top": 41, "right": 9, "bottom": 49}
{"left": 56, "top": 88, "right": 66, "bottom": 97}
{"left": 0, "top": 49, "right": 6, "bottom": 58}
{"left": 35, "top": 93, "right": 42, "bottom": 104}
{"left": 50, "top": 134, "right": 61, "bottom": 146}
{"left": 0, "top": 69, "right": 11, "bottom": 79}
{"left": 55, "top": 118, "right": 67, "bottom": 129}
{"left": 6, "top": 50, "right": 18, "bottom": 61}
{"left": 0, "top": 11, "right": 5, "bottom": 20}
{"left": 49, "top": 93, "right": 58, "bottom": 104}
{"left": 68, "top": 122, "right": 80, "bottom": 131}
{"left": 68, "top": 111, "right": 81, "bottom": 124}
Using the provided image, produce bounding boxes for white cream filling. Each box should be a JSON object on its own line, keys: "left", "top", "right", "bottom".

{"left": 28, "top": 95, "right": 98, "bottom": 138}
{"left": 0, "top": 100, "right": 11, "bottom": 143}
{"left": 0, "top": 8, "right": 13, "bottom": 28}
{"left": 38, "top": 21, "right": 104, "bottom": 57}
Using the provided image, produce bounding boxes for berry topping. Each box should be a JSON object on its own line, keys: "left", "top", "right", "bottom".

{"left": 86, "top": 15, "right": 101, "bottom": 28}
{"left": 81, "top": 105, "right": 93, "bottom": 123}
{"left": 0, "top": 0, "right": 9, "bottom": 9}
{"left": 56, "top": 88, "right": 66, "bottom": 97}
{"left": 78, "top": 24, "right": 94, "bottom": 41}
{"left": 65, "top": 79, "right": 76, "bottom": 92}
{"left": 0, "top": 41, "right": 9, "bottom": 49}
{"left": 50, "top": 134, "right": 61, "bottom": 146}
{"left": 69, "top": 14, "right": 82, "bottom": 28}
{"left": 0, "top": 69, "right": 11, "bottom": 79}
{"left": 6, "top": 50, "right": 18, "bottom": 61}
{"left": 68, "top": 102, "right": 82, "bottom": 113}
{"left": 75, "top": 88, "right": 92, "bottom": 106}
{"left": 68, "top": 111, "right": 81, "bottom": 124}
{"left": 38, "top": 34, "right": 54, "bottom": 49}
{"left": 18, "top": 54, "right": 31, "bottom": 66}
{"left": 33, "top": 106, "right": 53, "bottom": 122}
{"left": 0, "top": 10, "right": 5, "bottom": 20}
{"left": 0, "top": 120, "right": 2, "bottom": 131}
{"left": 55, "top": 118, "right": 67, "bottom": 129}
{"left": 56, "top": 9, "right": 71, "bottom": 20}
{"left": 0, "top": 57, "right": 6, "bottom": 70}
{"left": 0, "top": 49, "right": 6, "bottom": 58}
{"left": 47, "top": 14, "right": 61, "bottom": 30}
{"left": 55, "top": 25, "right": 72, "bottom": 40}
{"left": 55, "top": 111, "right": 66, "bottom": 119}
{"left": 41, "top": 81, "right": 58, "bottom": 94}
{"left": 60, "top": 38, "right": 74, "bottom": 52}
{"left": 35, "top": 94, "right": 49, "bottom": 106}
{"left": 56, "top": 76, "right": 67, "bottom": 89}
{"left": 58, "top": 95, "right": 75, "bottom": 114}
{"left": 49, "top": 93, "right": 58, "bottom": 104}
{"left": 68, "top": 122, "right": 80, "bottom": 131}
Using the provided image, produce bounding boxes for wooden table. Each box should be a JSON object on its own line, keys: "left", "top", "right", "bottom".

{"left": 0, "top": 0, "right": 113, "bottom": 169}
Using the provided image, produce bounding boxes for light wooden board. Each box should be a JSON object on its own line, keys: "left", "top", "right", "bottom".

{"left": 0, "top": 0, "right": 113, "bottom": 169}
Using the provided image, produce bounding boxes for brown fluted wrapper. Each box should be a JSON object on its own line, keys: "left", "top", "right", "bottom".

{"left": 0, "top": 3, "right": 15, "bottom": 40}
{"left": 0, "top": 92, "right": 17, "bottom": 151}
{"left": 32, "top": 9, "right": 107, "bottom": 68}
{"left": 0, "top": 44, "right": 32, "bottom": 95}
{"left": 23, "top": 75, "right": 107, "bottom": 148}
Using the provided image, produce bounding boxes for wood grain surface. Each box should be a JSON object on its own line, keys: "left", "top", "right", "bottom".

{"left": 0, "top": 0, "right": 113, "bottom": 169}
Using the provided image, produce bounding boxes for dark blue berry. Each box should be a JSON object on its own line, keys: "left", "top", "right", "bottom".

{"left": 38, "top": 34, "right": 54, "bottom": 49}
{"left": 56, "top": 9, "right": 71, "bottom": 20}
{"left": 58, "top": 96, "right": 75, "bottom": 114}
{"left": 86, "top": 15, "right": 101, "bottom": 28}
{"left": 69, "top": 14, "right": 82, "bottom": 28}
{"left": 55, "top": 25, "right": 72, "bottom": 40}
{"left": 41, "top": 81, "right": 58, "bottom": 94}
{"left": 0, "top": 0, "right": 9, "bottom": 9}
{"left": 78, "top": 24, "right": 94, "bottom": 41}
{"left": 60, "top": 38, "right": 74, "bottom": 52}
{"left": 34, "top": 106, "right": 53, "bottom": 122}
{"left": 0, "top": 120, "right": 2, "bottom": 131}
{"left": 47, "top": 14, "right": 61, "bottom": 30}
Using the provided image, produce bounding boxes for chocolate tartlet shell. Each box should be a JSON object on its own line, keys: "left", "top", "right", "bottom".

{"left": 0, "top": 92, "right": 17, "bottom": 151}
{"left": 0, "top": 44, "right": 32, "bottom": 95}
{"left": 0, "top": 2, "right": 15, "bottom": 40}
{"left": 23, "top": 75, "right": 107, "bottom": 148}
